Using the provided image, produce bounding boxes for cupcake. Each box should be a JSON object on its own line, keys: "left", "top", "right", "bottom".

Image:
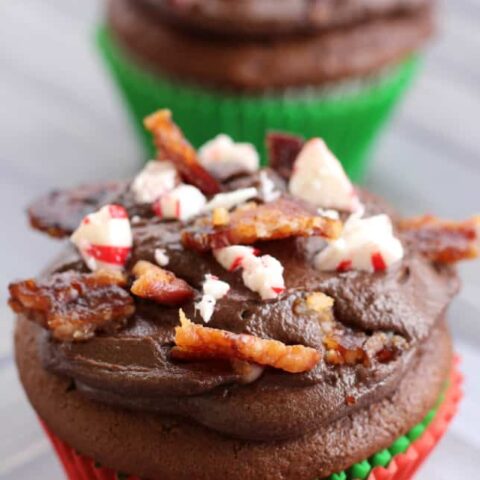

{"left": 10, "top": 111, "right": 473, "bottom": 480}
{"left": 97, "top": 0, "right": 435, "bottom": 180}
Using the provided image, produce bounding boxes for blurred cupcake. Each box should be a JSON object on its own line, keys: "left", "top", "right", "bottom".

{"left": 97, "top": 0, "right": 435, "bottom": 179}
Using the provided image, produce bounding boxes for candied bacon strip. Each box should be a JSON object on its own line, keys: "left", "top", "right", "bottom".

{"left": 266, "top": 132, "right": 304, "bottom": 180}
{"left": 8, "top": 270, "right": 134, "bottom": 341}
{"left": 398, "top": 215, "right": 480, "bottom": 263}
{"left": 172, "top": 310, "right": 321, "bottom": 373}
{"left": 144, "top": 110, "right": 221, "bottom": 195}
{"left": 28, "top": 181, "right": 127, "bottom": 238}
{"left": 131, "top": 260, "right": 194, "bottom": 305}
{"left": 182, "top": 197, "right": 342, "bottom": 252}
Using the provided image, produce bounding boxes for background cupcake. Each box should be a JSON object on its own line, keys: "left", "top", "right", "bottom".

{"left": 97, "top": 0, "right": 435, "bottom": 179}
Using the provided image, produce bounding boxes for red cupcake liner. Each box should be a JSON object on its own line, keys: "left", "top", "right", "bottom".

{"left": 40, "top": 357, "right": 463, "bottom": 480}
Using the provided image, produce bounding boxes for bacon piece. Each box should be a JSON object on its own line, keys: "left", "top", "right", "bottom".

{"left": 8, "top": 270, "right": 134, "bottom": 341}
{"left": 323, "top": 335, "right": 369, "bottom": 367}
{"left": 172, "top": 310, "right": 320, "bottom": 373}
{"left": 398, "top": 215, "right": 480, "bottom": 263}
{"left": 182, "top": 197, "right": 342, "bottom": 252}
{"left": 144, "top": 110, "right": 221, "bottom": 195}
{"left": 266, "top": 132, "right": 304, "bottom": 180}
{"left": 28, "top": 181, "right": 127, "bottom": 238}
{"left": 131, "top": 260, "right": 194, "bottom": 305}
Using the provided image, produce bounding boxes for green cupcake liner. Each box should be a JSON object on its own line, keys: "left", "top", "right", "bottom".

{"left": 96, "top": 26, "right": 421, "bottom": 181}
{"left": 324, "top": 379, "right": 451, "bottom": 480}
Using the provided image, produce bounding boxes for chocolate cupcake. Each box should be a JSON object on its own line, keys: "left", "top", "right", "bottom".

{"left": 97, "top": 0, "right": 435, "bottom": 180}
{"left": 10, "top": 111, "right": 473, "bottom": 480}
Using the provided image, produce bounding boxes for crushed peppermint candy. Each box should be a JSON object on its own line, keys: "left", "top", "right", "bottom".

{"left": 196, "top": 274, "right": 230, "bottom": 323}
{"left": 154, "top": 248, "right": 169, "bottom": 267}
{"left": 153, "top": 184, "right": 206, "bottom": 222}
{"left": 314, "top": 214, "right": 404, "bottom": 273}
{"left": 213, "top": 246, "right": 259, "bottom": 271}
{"left": 130, "top": 161, "right": 178, "bottom": 203}
{"left": 289, "top": 138, "right": 362, "bottom": 212}
{"left": 198, "top": 134, "right": 259, "bottom": 173}
{"left": 70, "top": 205, "right": 132, "bottom": 271}
{"left": 317, "top": 208, "right": 340, "bottom": 220}
{"left": 213, "top": 246, "right": 284, "bottom": 299}
{"left": 241, "top": 254, "right": 285, "bottom": 300}
{"left": 204, "top": 187, "right": 258, "bottom": 212}
{"left": 259, "top": 170, "right": 281, "bottom": 203}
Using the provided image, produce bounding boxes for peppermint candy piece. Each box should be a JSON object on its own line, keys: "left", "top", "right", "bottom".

{"left": 213, "top": 246, "right": 259, "bottom": 272}
{"left": 314, "top": 214, "right": 404, "bottom": 273}
{"left": 153, "top": 185, "right": 207, "bottom": 222}
{"left": 289, "top": 138, "right": 361, "bottom": 212}
{"left": 154, "top": 248, "right": 169, "bottom": 267}
{"left": 198, "top": 134, "right": 259, "bottom": 173}
{"left": 196, "top": 274, "right": 230, "bottom": 323}
{"left": 241, "top": 254, "right": 285, "bottom": 300}
{"left": 71, "top": 205, "right": 132, "bottom": 271}
{"left": 204, "top": 187, "right": 258, "bottom": 212}
{"left": 130, "top": 161, "right": 178, "bottom": 204}
{"left": 259, "top": 170, "right": 281, "bottom": 203}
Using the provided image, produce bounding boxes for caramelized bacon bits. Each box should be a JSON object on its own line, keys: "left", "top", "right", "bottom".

{"left": 182, "top": 197, "right": 342, "bottom": 252}
{"left": 398, "top": 215, "right": 480, "bottom": 263}
{"left": 323, "top": 335, "right": 369, "bottom": 367}
{"left": 8, "top": 270, "right": 134, "bottom": 341}
{"left": 144, "top": 110, "right": 221, "bottom": 195}
{"left": 28, "top": 181, "right": 126, "bottom": 238}
{"left": 131, "top": 260, "right": 194, "bottom": 305}
{"left": 172, "top": 310, "right": 321, "bottom": 373}
{"left": 266, "top": 132, "right": 304, "bottom": 179}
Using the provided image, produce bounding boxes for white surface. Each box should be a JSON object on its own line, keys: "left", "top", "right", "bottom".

{"left": 0, "top": 0, "right": 479, "bottom": 478}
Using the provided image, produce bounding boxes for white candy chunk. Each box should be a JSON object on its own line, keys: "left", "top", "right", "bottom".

{"left": 204, "top": 187, "right": 258, "bottom": 212}
{"left": 241, "top": 255, "right": 285, "bottom": 300}
{"left": 198, "top": 134, "right": 259, "bottom": 173}
{"left": 314, "top": 214, "right": 404, "bottom": 273}
{"left": 70, "top": 205, "right": 132, "bottom": 271}
{"left": 196, "top": 274, "right": 230, "bottom": 323}
{"left": 131, "top": 161, "right": 178, "bottom": 203}
{"left": 153, "top": 185, "right": 206, "bottom": 222}
{"left": 289, "top": 139, "right": 362, "bottom": 212}
{"left": 317, "top": 208, "right": 340, "bottom": 220}
{"left": 259, "top": 170, "right": 281, "bottom": 202}
{"left": 203, "top": 274, "right": 230, "bottom": 299}
{"left": 154, "top": 248, "right": 169, "bottom": 267}
{"left": 196, "top": 295, "right": 216, "bottom": 324}
{"left": 213, "top": 246, "right": 258, "bottom": 271}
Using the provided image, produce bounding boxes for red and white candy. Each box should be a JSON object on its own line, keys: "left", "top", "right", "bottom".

{"left": 213, "top": 246, "right": 285, "bottom": 300}
{"left": 130, "top": 161, "right": 178, "bottom": 203}
{"left": 153, "top": 185, "right": 206, "bottom": 222}
{"left": 213, "top": 246, "right": 259, "bottom": 272}
{"left": 314, "top": 214, "right": 404, "bottom": 273}
{"left": 241, "top": 254, "right": 285, "bottom": 300}
{"left": 198, "top": 134, "right": 259, "bottom": 173}
{"left": 289, "top": 138, "right": 362, "bottom": 212}
{"left": 70, "top": 204, "right": 132, "bottom": 271}
{"left": 196, "top": 274, "right": 230, "bottom": 323}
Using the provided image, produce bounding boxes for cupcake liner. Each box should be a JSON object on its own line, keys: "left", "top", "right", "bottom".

{"left": 96, "top": 26, "right": 421, "bottom": 181}
{"left": 40, "top": 357, "right": 462, "bottom": 480}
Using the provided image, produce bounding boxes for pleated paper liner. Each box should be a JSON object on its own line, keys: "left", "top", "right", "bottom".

{"left": 40, "top": 357, "right": 463, "bottom": 480}
{"left": 96, "top": 26, "right": 420, "bottom": 181}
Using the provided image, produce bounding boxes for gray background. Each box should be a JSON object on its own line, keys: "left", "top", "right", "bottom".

{"left": 0, "top": 0, "right": 479, "bottom": 478}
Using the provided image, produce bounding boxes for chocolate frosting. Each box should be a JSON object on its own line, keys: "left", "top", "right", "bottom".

{"left": 35, "top": 172, "right": 459, "bottom": 441}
